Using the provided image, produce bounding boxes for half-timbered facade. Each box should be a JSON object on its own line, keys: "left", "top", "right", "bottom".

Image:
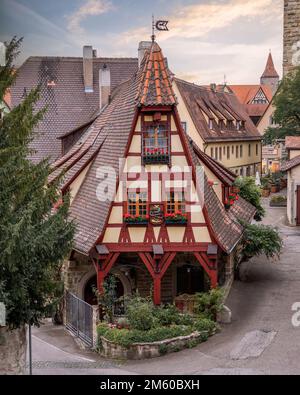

{"left": 50, "top": 42, "right": 255, "bottom": 307}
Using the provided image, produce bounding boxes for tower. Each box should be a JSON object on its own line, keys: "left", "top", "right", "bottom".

{"left": 260, "top": 52, "right": 279, "bottom": 95}
{"left": 283, "top": 0, "right": 300, "bottom": 76}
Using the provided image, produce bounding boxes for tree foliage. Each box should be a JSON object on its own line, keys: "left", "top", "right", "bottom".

{"left": 0, "top": 38, "right": 75, "bottom": 329}
{"left": 234, "top": 177, "right": 265, "bottom": 221}
{"left": 263, "top": 66, "right": 300, "bottom": 144}
{"left": 241, "top": 223, "right": 283, "bottom": 262}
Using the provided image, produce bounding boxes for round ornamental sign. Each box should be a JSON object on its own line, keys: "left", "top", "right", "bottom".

{"left": 150, "top": 205, "right": 164, "bottom": 226}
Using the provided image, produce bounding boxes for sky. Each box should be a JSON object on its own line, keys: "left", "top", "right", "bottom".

{"left": 0, "top": 0, "right": 284, "bottom": 84}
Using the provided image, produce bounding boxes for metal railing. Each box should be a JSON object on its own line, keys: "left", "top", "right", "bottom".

{"left": 65, "top": 291, "right": 93, "bottom": 347}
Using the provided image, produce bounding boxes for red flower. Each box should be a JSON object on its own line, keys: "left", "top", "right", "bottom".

{"left": 224, "top": 198, "right": 228, "bottom": 205}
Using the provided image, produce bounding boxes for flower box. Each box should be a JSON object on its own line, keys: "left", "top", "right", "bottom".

{"left": 165, "top": 213, "right": 188, "bottom": 225}
{"left": 124, "top": 215, "right": 149, "bottom": 226}
{"left": 143, "top": 154, "right": 170, "bottom": 165}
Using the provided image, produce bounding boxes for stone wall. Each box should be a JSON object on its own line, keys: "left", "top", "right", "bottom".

{"left": 283, "top": 0, "right": 300, "bottom": 76}
{"left": 0, "top": 326, "right": 27, "bottom": 375}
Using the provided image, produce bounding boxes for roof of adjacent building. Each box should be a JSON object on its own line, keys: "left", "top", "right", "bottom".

{"left": 281, "top": 155, "right": 300, "bottom": 172}
{"left": 261, "top": 52, "right": 279, "bottom": 79}
{"left": 191, "top": 140, "right": 236, "bottom": 186}
{"left": 49, "top": 42, "right": 253, "bottom": 256}
{"left": 10, "top": 56, "right": 138, "bottom": 163}
{"left": 226, "top": 85, "right": 273, "bottom": 119}
{"left": 285, "top": 136, "right": 300, "bottom": 150}
{"left": 175, "top": 78, "right": 262, "bottom": 143}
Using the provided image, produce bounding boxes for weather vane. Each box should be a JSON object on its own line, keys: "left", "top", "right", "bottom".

{"left": 152, "top": 15, "right": 169, "bottom": 42}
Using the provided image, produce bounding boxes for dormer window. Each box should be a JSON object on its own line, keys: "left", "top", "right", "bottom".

{"left": 142, "top": 115, "right": 170, "bottom": 165}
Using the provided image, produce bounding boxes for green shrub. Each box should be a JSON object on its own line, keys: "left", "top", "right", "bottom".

{"left": 153, "top": 304, "right": 180, "bottom": 326}
{"left": 193, "top": 288, "right": 224, "bottom": 320}
{"left": 193, "top": 318, "right": 216, "bottom": 334}
{"left": 159, "top": 344, "right": 168, "bottom": 355}
{"left": 270, "top": 195, "right": 287, "bottom": 204}
{"left": 241, "top": 223, "right": 283, "bottom": 261}
{"left": 234, "top": 177, "right": 265, "bottom": 221}
{"left": 98, "top": 324, "right": 193, "bottom": 348}
{"left": 126, "top": 295, "right": 155, "bottom": 331}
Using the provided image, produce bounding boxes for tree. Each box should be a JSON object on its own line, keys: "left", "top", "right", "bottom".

{"left": 263, "top": 66, "right": 300, "bottom": 145}
{"left": 234, "top": 177, "right": 265, "bottom": 221}
{"left": 0, "top": 38, "right": 74, "bottom": 373}
{"left": 241, "top": 223, "right": 283, "bottom": 262}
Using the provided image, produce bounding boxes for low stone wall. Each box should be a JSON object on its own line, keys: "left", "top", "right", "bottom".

{"left": 100, "top": 331, "right": 206, "bottom": 360}
{"left": 0, "top": 326, "right": 27, "bottom": 375}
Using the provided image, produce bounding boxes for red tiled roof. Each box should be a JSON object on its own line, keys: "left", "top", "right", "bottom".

{"left": 261, "top": 53, "right": 279, "bottom": 79}
{"left": 187, "top": 141, "right": 244, "bottom": 253}
{"left": 285, "top": 136, "right": 300, "bottom": 150}
{"left": 281, "top": 155, "right": 300, "bottom": 171}
{"left": 229, "top": 197, "right": 256, "bottom": 223}
{"left": 137, "top": 42, "right": 176, "bottom": 107}
{"left": 228, "top": 85, "right": 273, "bottom": 105}
{"left": 175, "top": 78, "right": 261, "bottom": 143}
{"left": 10, "top": 56, "right": 138, "bottom": 163}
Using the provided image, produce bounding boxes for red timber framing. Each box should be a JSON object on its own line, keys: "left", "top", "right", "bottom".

{"left": 93, "top": 253, "right": 120, "bottom": 294}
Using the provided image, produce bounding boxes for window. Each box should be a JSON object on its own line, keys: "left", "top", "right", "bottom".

{"left": 127, "top": 192, "right": 147, "bottom": 217}
{"left": 240, "top": 145, "right": 243, "bottom": 157}
{"left": 166, "top": 191, "right": 186, "bottom": 214}
{"left": 227, "top": 146, "right": 230, "bottom": 160}
{"left": 219, "top": 147, "right": 222, "bottom": 161}
{"left": 181, "top": 122, "right": 187, "bottom": 133}
{"left": 215, "top": 147, "right": 218, "bottom": 161}
{"left": 143, "top": 121, "right": 170, "bottom": 164}
{"left": 256, "top": 144, "right": 259, "bottom": 156}
{"left": 211, "top": 148, "right": 214, "bottom": 158}
{"left": 240, "top": 168, "right": 243, "bottom": 176}
{"left": 232, "top": 145, "right": 234, "bottom": 155}
{"left": 248, "top": 144, "right": 251, "bottom": 157}
{"left": 236, "top": 146, "right": 239, "bottom": 158}
{"left": 223, "top": 146, "right": 226, "bottom": 155}
{"left": 209, "top": 119, "right": 213, "bottom": 129}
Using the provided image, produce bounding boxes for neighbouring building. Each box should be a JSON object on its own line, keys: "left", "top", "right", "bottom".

{"left": 174, "top": 78, "right": 262, "bottom": 177}
{"left": 281, "top": 137, "right": 300, "bottom": 226}
{"left": 49, "top": 41, "right": 256, "bottom": 307}
{"left": 283, "top": 0, "right": 300, "bottom": 76}
{"left": 227, "top": 52, "right": 279, "bottom": 126}
{"left": 10, "top": 46, "right": 138, "bottom": 163}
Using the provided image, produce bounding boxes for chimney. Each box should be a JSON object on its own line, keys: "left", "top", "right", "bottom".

{"left": 99, "top": 64, "right": 111, "bottom": 109}
{"left": 93, "top": 49, "right": 97, "bottom": 58}
{"left": 83, "top": 45, "right": 94, "bottom": 93}
{"left": 210, "top": 83, "right": 217, "bottom": 92}
{"left": 138, "top": 41, "right": 152, "bottom": 67}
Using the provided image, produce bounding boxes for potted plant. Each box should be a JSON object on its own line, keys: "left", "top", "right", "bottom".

{"left": 224, "top": 193, "right": 239, "bottom": 210}
{"left": 261, "top": 177, "right": 271, "bottom": 197}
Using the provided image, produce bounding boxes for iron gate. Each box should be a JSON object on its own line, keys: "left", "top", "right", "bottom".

{"left": 65, "top": 291, "right": 93, "bottom": 347}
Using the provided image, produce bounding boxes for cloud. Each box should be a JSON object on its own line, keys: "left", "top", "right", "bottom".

{"left": 67, "top": 0, "right": 114, "bottom": 34}
{"left": 119, "top": 0, "right": 282, "bottom": 44}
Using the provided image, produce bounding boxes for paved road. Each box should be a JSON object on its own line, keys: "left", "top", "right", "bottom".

{"left": 29, "top": 204, "right": 300, "bottom": 375}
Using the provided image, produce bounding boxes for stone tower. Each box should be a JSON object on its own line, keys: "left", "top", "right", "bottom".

{"left": 283, "top": 0, "right": 300, "bottom": 76}
{"left": 260, "top": 52, "right": 279, "bottom": 95}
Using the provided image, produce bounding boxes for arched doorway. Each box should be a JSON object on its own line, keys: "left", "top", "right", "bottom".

{"left": 84, "top": 274, "right": 125, "bottom": 306}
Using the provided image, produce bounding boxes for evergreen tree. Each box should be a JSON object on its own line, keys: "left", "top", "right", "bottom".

{"left": 0, "top": 38, "right": 75, "bottom": 329}
{"left": 264, "top": 66, "right": 300, "bottom": 144}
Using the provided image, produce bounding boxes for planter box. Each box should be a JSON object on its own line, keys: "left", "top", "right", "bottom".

{"left": 165, "top": 220, "right": 188, "bottom": 226}
{"left": 124, "top": 221, "right": 148, "bottom": 226}
{"left": 143, "top": 155, "right": 170, "bottom": 165}
{"left": 270, "top": 201, "right": 287, "bottom": 207}
{"left": 100, "top": 331, "right": 207, "bottom": 360}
